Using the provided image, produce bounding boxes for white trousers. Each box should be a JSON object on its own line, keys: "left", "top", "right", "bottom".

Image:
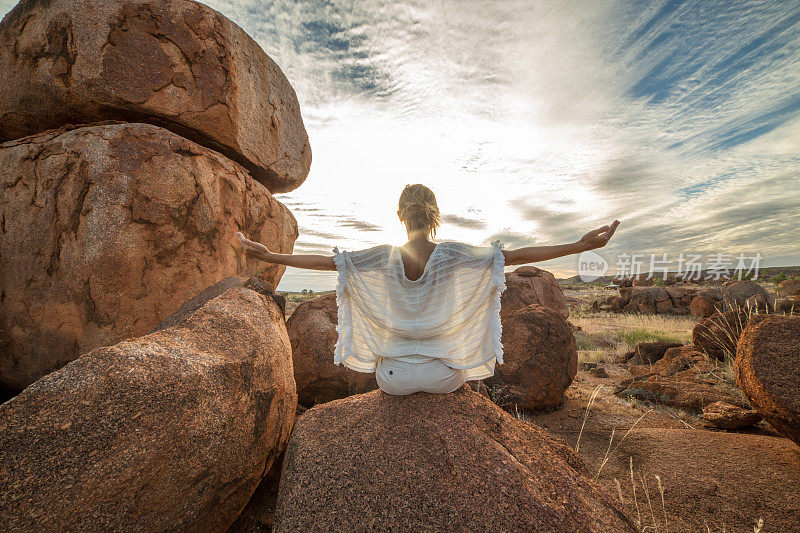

{"left": 375, "top": 356, "right": 466, "bottom": 395}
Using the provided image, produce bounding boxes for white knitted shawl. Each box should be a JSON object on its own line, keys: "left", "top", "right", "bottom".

{"left": 332, "top": 240, "right": 506, "bottom": 381}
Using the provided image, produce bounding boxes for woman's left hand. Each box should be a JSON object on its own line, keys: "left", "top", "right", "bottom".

{"left": 578, "top": 220, "right": 620, "bottom": 251}
{"left": 236, "top": 232, "right": 270, "bottom": 259}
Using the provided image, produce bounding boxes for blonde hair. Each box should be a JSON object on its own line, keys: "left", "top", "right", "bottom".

{"left": 398, "top": 184, "right": 441, "bottom": 239}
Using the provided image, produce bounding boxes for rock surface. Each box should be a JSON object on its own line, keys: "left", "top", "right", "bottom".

{"left": 487, "top": 306, "right": 577, "bottom": 410}
{"left": 0, "top": 282, "right": 297, "bottom": 531}
{"left": 502, "top": 265, "right": 569, "bottom": 318}
{"left": 735, "top": 315, "right": 800, "bottom": 445}
{"left": 569, "top": 428, "right": 800, "bottom": 531}
{"left": 628, "top": 341, "right": 683, "bottom": 366}
{"left": 700, "top": 401, "right": 762, "bottom": 430}
{"left": 0, "top": 122, "right": 297, "bottom": 391}
{"left": 618, "top": 346, "right": 748, "bottom": 412}
{"left": 692, "top": 308, "right": 750, "bottom": 361}
{"left": 273, "top": 387, "right": 636, "bottom": 532}
{"left": 0, "top": 0, "right": 311, "bottom": 192}
{"left": 286, "top": 293, "right": 378, "bottom": 407}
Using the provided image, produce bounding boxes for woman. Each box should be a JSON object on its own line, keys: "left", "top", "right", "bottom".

{"left": 236, "top": 184, "right": 619, "bottom": 396}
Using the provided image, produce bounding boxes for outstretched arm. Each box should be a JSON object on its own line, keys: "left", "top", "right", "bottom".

{"left": 502, "top": 220, "right": 619, "bottom": 266}
{"left": 236, "top": 232, "right": 337, "bottom": 271}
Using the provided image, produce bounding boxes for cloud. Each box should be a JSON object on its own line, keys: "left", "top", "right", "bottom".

{"left": 3, "top": 0, "right": 798, "bottom": 291}
{"left": 442, "top": 213, "right": 487, "bottom": 230}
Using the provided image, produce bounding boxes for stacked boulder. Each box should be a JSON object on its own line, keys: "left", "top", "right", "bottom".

{"left": 0, "top": 0, "right": 310, "bottom": 392}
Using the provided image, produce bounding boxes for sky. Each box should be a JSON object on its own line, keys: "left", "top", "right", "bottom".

{"left": 2, "top": 0, "right": 799, "bottom": 291}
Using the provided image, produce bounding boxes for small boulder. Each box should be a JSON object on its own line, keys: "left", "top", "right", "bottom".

{"left": 487, "top": 306, "right": 577, "bottom": 410}
{"left": 273, "top": 387, "right": 636, "bottom": 532}
{"left": 0, "top": 282, "right": 297, "bottom": 531}
{"left": 778, "top": 279, "right": 800, "bottom": 298}
{"left": 628, "top": 341, "right": 684, "bottom": 366}
{"left": 700, "top": 401, "right": 762, "bottom": 430}
{"left": 501, "top": 265, "right": 569, "bottom": 318}
{"left": 735, "top": 315, "right": 800, "bottom": 445}
{"left": 690, "top": 295, "right": 720, "bottom": 319}
{"left": 693, "top": 309, "right": 750, "bottom": 361}
{"left": 286, "top": 293, "right": 378, "bottom": 408}
{"left": 721, "top": 281, "right": 773, "bottom": 312}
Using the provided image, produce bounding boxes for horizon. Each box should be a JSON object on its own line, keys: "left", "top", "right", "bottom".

{"left": 3, "top": 0, "right": 798, "bottom": 293}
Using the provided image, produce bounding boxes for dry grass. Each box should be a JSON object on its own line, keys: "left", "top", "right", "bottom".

{"left": 573, "top": 312, "right": 696, "bottom": 363}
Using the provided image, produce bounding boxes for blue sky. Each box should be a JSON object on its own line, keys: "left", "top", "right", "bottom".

{"left": 3, "top": 0, "right": 799, "bottom": 291}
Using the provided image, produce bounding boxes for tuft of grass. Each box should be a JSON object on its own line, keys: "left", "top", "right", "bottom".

{"left": 618, "top": 328, "right": 685, "bottom": 347}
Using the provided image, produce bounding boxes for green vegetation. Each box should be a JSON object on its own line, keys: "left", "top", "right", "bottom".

{"left": 769, "top": 273, "right": 787, "bottom": 284}
{"left": 617, "top": 328, "right": 686, "bottom": 346}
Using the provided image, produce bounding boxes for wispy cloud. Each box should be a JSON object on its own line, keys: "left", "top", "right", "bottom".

{"left": 3, "top": 0, "right": 797, "bottom": 291}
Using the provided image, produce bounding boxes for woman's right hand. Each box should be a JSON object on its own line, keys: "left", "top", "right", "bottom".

{"left": 578, "top": 220, "right": 620, "bottom": 251}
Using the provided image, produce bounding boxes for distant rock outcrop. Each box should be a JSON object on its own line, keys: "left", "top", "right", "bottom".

{"left": 0, "top": 283, "right": 297, "bottom": 531}
{"left": 286, "top": 293, "right": 378, "bottom": 407}
{"left": 0, "top": 122, "right": 297, "bottom": 391}
{"left": 502, "top": 265, "right": 569, "bottom": 318}
{"left": 0, "top": 0, "right": 311, "bottom": 192}
{"left": 487, "top": 306, "right": 577, "bottom": 410}
{"left": 272, "top": 387, "right": 636, "bottom": 532}
{"left": 735, "top": 315, "right": 800, "bottom": 445}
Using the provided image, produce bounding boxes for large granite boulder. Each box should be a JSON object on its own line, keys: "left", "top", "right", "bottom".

{"left": 0, "top": 281, "right": 297, "bottom": 531}
{"left": 0, "top": 0, "right": 311, "bottom": 192}
{"left": 501, "top": 265, "right": 569, "bottom": 318}
{"left": 0, "top": 122, "right": 297, "bottom": 391}
{"left": 721, "top": 280, "right": 773, "bottom": 312}
{"left": 487, "top": 306, "right": 577, "bottom": 410}
{"left": 286, "top": 293, "right": 378, "bottom": 408}
{"left": 692, "top": 309, "right": 749, "bottom": 361}
{"left": 735, "top": 315, "right": 800, "bottom": 445}
{"left": 272, "top": 387, "right": 636, "bottom": 532}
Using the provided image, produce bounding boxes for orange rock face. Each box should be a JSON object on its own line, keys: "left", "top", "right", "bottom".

{"left": 502, "top": 265, "right": 569, "bottom": 318}
{"left": 0, "top": 122, "right": 297, "bottom": 391}
{"left": 286, "top": 293, "right": 378, "bottom": 407}
{"left": 0, "top": 0, "right": 311, "bottom": 192}
{"left": 735, "top": 315, "right": 800, "bottom": 445}
{"left": 488, "top": 306, "right": 577, "bottom": 409}
{"left": 0, "top": 282, "right": 297, "bottom": 531}
{"left": 273, "top": 387, "right": 636, "bottom": 532}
